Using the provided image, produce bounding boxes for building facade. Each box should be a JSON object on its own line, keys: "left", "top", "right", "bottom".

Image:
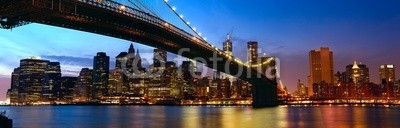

{"left": 247, "top": 41, "right": 258, "bottom": 63}
{"left": 42, "top": 62, "right": 61, "bottom": 101}
{"left": 308, "top": 47, "right": 334, "bottom": 97}
{"left": 345, "top": 61, "right": 369, "bottom": 84}
{"left": 74, "top": 68, "right": 93, "bottom": 102}
{"left": 93, "top": 52, "right": 110, "bottom": 99}
{"left": 379, "top": 64, "right": 396, "bottom": 84}
{"left": 18, "top": 57, "right": 49, "bottom": 103}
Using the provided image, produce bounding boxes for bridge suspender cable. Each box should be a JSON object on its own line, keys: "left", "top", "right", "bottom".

{"left": 162, "top": 0, "right": 208, "bottom": 43}
{"left": 126, "top": 0, "right": 146, "bottom": 13}
{"left": 128, "top": 0, "right": 160, "bottom": 18}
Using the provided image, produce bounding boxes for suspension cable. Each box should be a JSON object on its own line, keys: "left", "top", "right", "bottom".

{"left": 162, "top": 0, "right": 208, "bottom": 43}
{"left": 126, "top": 0, "right": 146, "bottom": 12}
{"left": 132, "top": 0, "right": 160, "bottom": 18}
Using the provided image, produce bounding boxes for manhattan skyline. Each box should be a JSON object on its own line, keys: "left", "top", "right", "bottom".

{"left": 1, "top": 0, "right": 400, "bottom": 101}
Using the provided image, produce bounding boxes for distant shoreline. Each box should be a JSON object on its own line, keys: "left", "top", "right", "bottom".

{"left": 2, "top": 103, "right": 400, "bottom": 107}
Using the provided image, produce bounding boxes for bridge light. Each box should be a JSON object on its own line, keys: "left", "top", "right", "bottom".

{"left": 120, "top": 5, "right": 126, "bottom": 10}
{"left": 204, "top": 37, "right": 207, "bottom": 40}
{"left": 172, "top": 7, "right": 176, "bottom": 11}
{"left": 164, "top": 22, "right": 169, "bottom": 26}
{"left": 198, "top": 33, "right": 202, "bottom": 36}
{"left": 186, "top": 22, "right": 190, "bottom": 25}
{"left": 193, "top": 27, "right": 196, "bottom": 31}
{"left": 164, "top": 0, "right": 169, "bottom": 2}
{"left": 179, "top": 14, "right": 184, "bottom": 18}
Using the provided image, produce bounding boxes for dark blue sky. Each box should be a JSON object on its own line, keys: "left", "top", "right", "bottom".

{"left": 1, "top": 0, "right": 400, "bottom": 100}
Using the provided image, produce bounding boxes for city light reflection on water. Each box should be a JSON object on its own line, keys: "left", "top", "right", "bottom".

{"left": 1, "top": 105, "right": 400, "bottom": 128}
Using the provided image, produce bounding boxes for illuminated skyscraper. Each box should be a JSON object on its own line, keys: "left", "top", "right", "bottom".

{"left": 296, "top": 79, "right": 308, "bottom": 97}
{"left": 74, "top": 68, "right": 93, "bottom": 102}
{"left": 93, "top": 52, "right": 110, "bottom": 99}
{"left": 42, "top": 62, "right": 61, "bottom": 101}
{"left": 181, "top": 61, "right": 195, "bottom": 81}
{"left": 379, "top": 64, "right": 396, "bottom": 84}
{"left": 115, "top": 52, "right": 127, "bottom": 69}
{"left": 308, "top": 47, "right": 334, "bottom": 97}
{"left": 54, "top": 77, "right": 77, "bottom": 102}
{"left": 223, "top": 34, "right": 233, "bottom": 56}
{"left": 153, "top": 49, "right": 167, "bottom": 67}
{"left": 18, "top": 57, "right": 49, "bottom": 102}
{"left": 109, "top": 68, "right": 124, "bottom": 95}
{"left": 10, "top": 68, "right": 20, "bottom": 90}
{"left": 8, "top": 68, "right": 20, "bottom": 103}
{"left": 345, "top": 61, "right": 369, "bottom": 84}
{"left": 247, "top": 41, "right": 258, "bottom": 63}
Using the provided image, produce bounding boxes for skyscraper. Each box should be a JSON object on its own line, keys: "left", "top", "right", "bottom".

{"left": 153, "top": 49, "right": 167, "bottom": 67}
{"left": 8, "top": 68, "right": 20, "bottom": 103}
{"left": 115, "top": 52, "right": 128, "bottom": 69}
{"left": 379, "top": 64, "right": 396, "bottom": 84}
{"left": 308, "top": 47, "right": 334, "bottom": 97}
{"left": 135, "top": 50, "right": 142, "bottom": 69}
{"left": 10, "top": 68, "right": 20, "bottom": 90}
{"left": 54, "top": 77, "right": 77, "bottom": 102}
{"left": 128, "top": 43, "right": 135, "bottom": 55}
{"left": 180, "top": 61, "right": 195, "bottom": 81}
{"left": 345, "top": 61, "right": 369, "bottom": 84}
{"left": 18, "top": 57, "right": 49, "bottom": 102}
{"left": 109, "top": 68, "right": 124, "bottom": 95}
{"left": 223, "top": 34, "right": 233, "bottom": 56}
{"left": 296, "top": 79, "right": 308, "bottom": 97}
{"left": 42, "top": 62, "right": 61, "bottom": 101}
{"left": 93, "top": 52, "right": 110, "bottom": 99}
{"left": 247, "top": 41, "right": 258, "bottom": 63}
{"left": 74, "top": 68, "right": 93, "bottom": 102}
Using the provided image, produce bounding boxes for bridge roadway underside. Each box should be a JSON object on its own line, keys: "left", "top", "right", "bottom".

{"left": 0, "top": 0, "right": 278, "bottom": 107}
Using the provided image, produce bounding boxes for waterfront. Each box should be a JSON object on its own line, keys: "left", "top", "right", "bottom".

{"left": 0, "top": 105, "right": 399, "bottom": 128}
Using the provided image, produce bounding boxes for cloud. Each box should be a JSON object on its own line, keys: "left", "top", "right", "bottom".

{"left": 41, "top": 55, "right": 93, "bottom": 67}
{"left": 0, "top": 65, "right": 13, "bottom": 77}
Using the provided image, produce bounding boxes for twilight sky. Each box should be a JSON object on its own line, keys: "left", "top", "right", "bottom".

{"left": 1, "top": 0, "right": 400, "bottom": 100}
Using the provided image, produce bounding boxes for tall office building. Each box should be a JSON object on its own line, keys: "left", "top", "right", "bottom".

{"left": 54, "top": 77, "right": 77, "bottom": 102}
{"left": 308, "top": 47, "right": 334, "bottom": 97}
{"left": 74, "top": 68, "right": 93, "bottom": 102}
{"left": 128, "top": 43, "right": 135, "bottom": 55}
{"left": 126, "top": 43, "right": 138, "bottom": 70}
{"left": 115, "top": 52, "right": 128, "bottom": 69}
{"left": 109, "top": 68, "right": 124, "bottom": 95}
{"left": 135, "top": 50, "right": 142, "bottom": 69}
{"left": 223, "top": 34, "right": 233, "bottom": 56}
{"left": 93, "top": 52, "right": 110, "bottom": 99}
{"left": 8, "top": 68, "right": 20, "bottom": 103}
{"left": 18, "top": 57, "right": 49, "bottom": 102}
{"left": 153, "top": 49, "right": 167, "bottom": 67}
{"left": 10, "top": 68, "right": 20, "bottom": 90}
{"left": 180, "top": 61, "right": 195, "bottom": 81}
{"left": 247, "top": 41, "right": 258, "bottom": 63}
{"left": 42, "top": 62, "right": 61, "bottom": 101}
{"left": 345, "top": 61, "right": 369, "bottom": 84}
{"left": 379, "top": 64, "right": 396, "bottom": 84}
{"left": 296, "top": 79, "right": 308, "bottom": 97}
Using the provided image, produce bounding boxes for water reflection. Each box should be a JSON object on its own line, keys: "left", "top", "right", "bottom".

{"left": 1, "top": 106, "right": 400, "bottom": 128}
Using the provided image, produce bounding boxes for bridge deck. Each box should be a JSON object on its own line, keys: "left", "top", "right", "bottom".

{"left": 0, "top": 0, "right": 278, "bottom": 107}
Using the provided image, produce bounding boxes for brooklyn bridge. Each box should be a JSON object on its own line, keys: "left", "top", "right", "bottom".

{"left": 0, "top": 0, "right": 284, "bottom": 107}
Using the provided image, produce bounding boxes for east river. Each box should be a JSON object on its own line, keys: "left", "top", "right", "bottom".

{"left": 1, "top": 105, "right": 399, "bottom": 128}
